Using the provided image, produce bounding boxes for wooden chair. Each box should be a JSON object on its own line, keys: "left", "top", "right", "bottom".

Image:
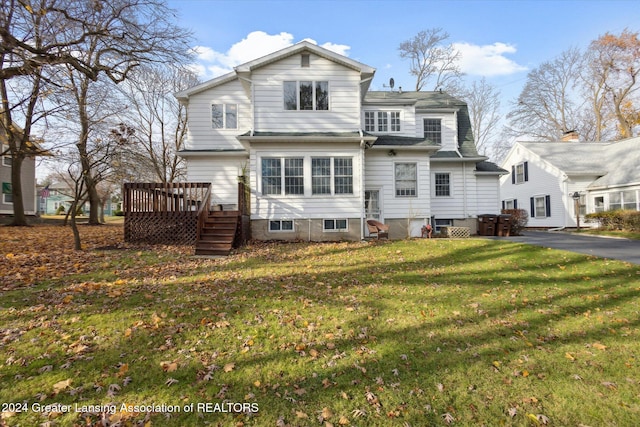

{"left": 366, "top": 219, "right": 390, "bottom": 240}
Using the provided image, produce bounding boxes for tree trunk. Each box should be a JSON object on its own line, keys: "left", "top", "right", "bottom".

{"left": 9, "top": 153, "right": 29, "bottom": 226}
{"left": 69, "top": 198, "right": 82, "bottom": 250}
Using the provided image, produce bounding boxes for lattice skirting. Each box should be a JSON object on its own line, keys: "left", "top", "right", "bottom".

{"left": 125, "top": 212, "right": 198, "bottom": 245}
{"left": 443, "top": 226, "right": 471, "bottom": 238}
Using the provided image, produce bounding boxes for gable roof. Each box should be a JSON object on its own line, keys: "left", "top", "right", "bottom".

{"left": 517, "top": 136, "right": 640, "bottom": 188}
{"left": 175, "top": 41, "right": 376, "bottom": 102}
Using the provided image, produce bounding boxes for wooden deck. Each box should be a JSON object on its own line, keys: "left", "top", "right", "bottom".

{"left": 123, "top": 182, "right": 250, "bottom": 255}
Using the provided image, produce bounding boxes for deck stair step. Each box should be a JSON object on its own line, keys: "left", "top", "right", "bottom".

{"left": 195, "top": 210, "right": 240, "bottom": 256}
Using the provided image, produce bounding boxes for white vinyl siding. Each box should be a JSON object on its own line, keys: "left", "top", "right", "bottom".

{"left": 364, "top": 151, "right": 430, "bottom": 220}
{"left": 185, "top": 156, "right": 248, "bottom": 207}
{"left": 253, "top": 55, "right": 361, "bottom": 132}
{"left": 184, "top": 79, "right": 249, "bottom": 151}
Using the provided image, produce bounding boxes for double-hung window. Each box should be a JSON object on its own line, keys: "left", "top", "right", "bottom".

{"left": 530, "top": 195, "right": 551, "bottom": 218}
{"left": 284, "top": 81, "right": 329, "bottom": 111}
{"left": 311, "top": 157, "right": 353, "bottom": 195}
{"left": 423, "top": 119, "right": 441, "bottom": 144}
{"left": 512, "top": 162, "right": 528, "bottom": 184}
{"left": 211, "top": 104, "right": 238, "bottom": 129}
{"left": 395, "top": 163, "right": 417, "bottom": 197}
{"left": 434, "top": 172, "right": 451, "bottom": 197}
{"left": 261, "top": 158, "right": 304, "bottom": 196}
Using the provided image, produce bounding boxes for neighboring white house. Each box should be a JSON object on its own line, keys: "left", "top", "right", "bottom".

{"left": 499, "top": 136, "right": 640, "bottom": 229}
{"left": 175, "top": 41, "right": 506, "bottom": 240}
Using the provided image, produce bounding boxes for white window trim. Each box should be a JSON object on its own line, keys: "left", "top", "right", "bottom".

{"left": 283, "top": 80, "right": 330, "bottom": 111}
{"left": 533, "top": 195, "right": 549, "bottom": 218}
{"left": 504, "top": 199, "right": 516, "bottom": 210}
{"left": 2, "top": 194, "right": 13, "bottom": 204}
{"left": 211, "top": 103, "right": 238, "bottom": 129}
{"left": 363, "top": 110, "right": 402, "bottom": 133}
{"left": 269, "top": 219, "right": 295, "bottom": 232}
{"left": 433, "top": 172, "right": 452, "bottom": 197}
{"left": 514, "top": 162, "right": 527, "bottom": 184}
{"left": 323, "top": 218, "right": 348, "bottom": 232}
{"left": 423, "top": 118, "right": 442, "bottom": 145}
{"left": 395, "top": 162, "right": 418, "bottom": 198}
{"left": 259, "top": 154, "right": 356, "bottom": 198}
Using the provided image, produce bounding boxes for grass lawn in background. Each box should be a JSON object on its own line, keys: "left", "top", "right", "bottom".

{"left": 1, "top": 224, "right": 639, "bottom": 426}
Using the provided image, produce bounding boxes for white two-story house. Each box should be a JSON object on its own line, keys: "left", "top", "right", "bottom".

{"left": 175, "top": 41, "right": 505, "bottom": 241}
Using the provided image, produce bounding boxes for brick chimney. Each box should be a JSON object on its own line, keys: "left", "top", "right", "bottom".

{"left": 561, "top": 130, "right": 579, "bottom": 142}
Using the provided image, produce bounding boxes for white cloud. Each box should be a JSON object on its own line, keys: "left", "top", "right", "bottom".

{"left": 453, "top": 42, "right": 527, "bottom": 76}
{"left": 191, "top": 31, "right": 351, "bottom": 79}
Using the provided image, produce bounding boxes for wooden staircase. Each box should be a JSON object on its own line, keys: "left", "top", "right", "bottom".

{"left": 195, "top": 210, "right": 240, "bottom": 256}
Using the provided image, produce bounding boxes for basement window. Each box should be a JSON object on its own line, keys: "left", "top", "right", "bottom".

{"left": 269, "top": 220, "right": 294, "bottom": 232}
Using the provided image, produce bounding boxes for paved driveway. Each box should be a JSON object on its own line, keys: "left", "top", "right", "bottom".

{"left": 490, "top": 231, "right": 640, "bottom": 265}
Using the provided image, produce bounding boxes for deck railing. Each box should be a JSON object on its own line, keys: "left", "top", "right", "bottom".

{"left": 123, "top": 182, "right": 212, "bottom": 245}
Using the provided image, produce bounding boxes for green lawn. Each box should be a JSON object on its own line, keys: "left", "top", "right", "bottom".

{"left": 1, "top": 233, "right": 639, "bottom": 426}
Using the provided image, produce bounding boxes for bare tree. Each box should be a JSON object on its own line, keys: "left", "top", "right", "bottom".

{"left": 398, "top": 28, "right": 463, "bottom": 92}
{"left": 458, "top": 78, "right": 501, "bottom": 157}
{"left": 587, "top": 29, "right": 640, "bottom": 139}
{"left": 114, "top": 65, "right": 199, "bottom": 183}
{"left": 0, "top": 0, "right": 192, "bottom": 225}
{"left": 505, "top": 48, "right": 585, "bottom": 141}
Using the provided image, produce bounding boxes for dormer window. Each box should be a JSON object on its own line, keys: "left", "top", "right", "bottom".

{"left": 364, "top": 111, "right": 401, "bottom": 132}
{"left": 423, "top": 119, "right": 441, "bottom": 144}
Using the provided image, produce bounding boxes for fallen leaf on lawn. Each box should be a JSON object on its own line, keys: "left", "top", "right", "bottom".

{"left": 321, "top": 407, "right": 333, "bottom": 419}
{"left": 338, "top": 415, "right": 350, "bottom": 425}
{"left": 161, "top": 361, "right": 178, "bottom": 372}
{"left": 165, "top": 378, "right": 178, "bottom": 386}
{"left": 116, "top": 363, "right": 129, "bottom": 377}
{"left": 592, "top": 342, "right": 607, "bottom": 351}
{"left": 223, "top": 363, "right": 235, "bottom": 372}
{"left": 296, "top": 411, "right": 309, "bottom": 419}
{"left": 565, "top": 352, "right": 575, "bottom": 361}
{"left": 53, "top": 379, "right": 72, "bottom": 394}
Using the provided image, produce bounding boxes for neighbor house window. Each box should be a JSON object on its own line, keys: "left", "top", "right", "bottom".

{"left": 622, "top": 190, "right": 637, "bottom": 210}
{"left": 502, "top": 199, "right": 518, "bottom": 210}
{"left": 323, "top": 219, "right": 348, "bottom": 232}
{"left": 211, "top": 104, "right": 238, "bottom": 129}
{"left": 261, "top": 158, "right": 304, "bottom": 196}
{"left": 2, "top": 182, "right": 12, "bottom": 203}
{"left": 609, "top": 192, "right": 622, "bottom": 210}
{"left": 364, "top": 111, "right": 401, "bottom": 132}
{"left": 434, "top": 172, "right": 451, "bottom": 197}
{"left": 395, "top": 163, "right": 417, "bottom": 197}
{"left": 312, "top": 157, "right": 353, "bottom": 195}
{"left": 512, "top": 161, "right": 528, "bottom": 184}
{"left": 594, "top": 196, "right": 605, "bottom": 213}
{"left": 269, "top": 220, "right": 294, "bottom": 232}
{"left": 284, "top": 81, "right": 329, "bottom": 111}
{"left": 530, "top": 195, "right": 551, "bottom": 218}
{"left": 2, "top": 145, "right": 11, "bottom": 166}
{"left": 423, "top": 119, "right": 441, "bottom": 144}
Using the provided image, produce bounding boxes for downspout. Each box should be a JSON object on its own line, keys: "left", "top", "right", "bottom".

{"left": 462, "top": 162, "right": 467, "bottom": 219}
{"left": 359, "top": 129, "right": 366, "bottom": 241}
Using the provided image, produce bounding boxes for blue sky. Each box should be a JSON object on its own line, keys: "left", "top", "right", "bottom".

{"left": 168, "top": 0, "right": 640, "bottom": 104}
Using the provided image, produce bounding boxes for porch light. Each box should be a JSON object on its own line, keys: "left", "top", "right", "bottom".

{"left": 572, "top": 192, "right": 580, "bottom": 231}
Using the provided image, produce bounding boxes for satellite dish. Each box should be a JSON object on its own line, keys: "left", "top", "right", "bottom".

{"left": 389, "top": 78, "right": 395, "bottom": 89}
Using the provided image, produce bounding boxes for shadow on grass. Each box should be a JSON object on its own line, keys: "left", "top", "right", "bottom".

{"left": 1, "top": 238, "right": 639, "bottom": 425}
